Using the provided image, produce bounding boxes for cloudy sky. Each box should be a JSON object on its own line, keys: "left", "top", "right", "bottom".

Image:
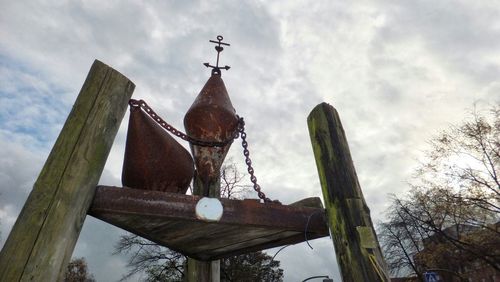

{"left": 1, "top": 0, "right": 499, "bottom": 281}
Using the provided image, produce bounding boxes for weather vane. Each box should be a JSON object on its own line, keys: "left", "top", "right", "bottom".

{"left": 203, "top": 35, "right": 230, "bottom": 75}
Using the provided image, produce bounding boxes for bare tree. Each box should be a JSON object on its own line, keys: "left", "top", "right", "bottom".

{"left": 114, "top": 235, "right": 185, "bottom": 281}
{"left": 414, "top": 106, "right": 500, "bottom": 215}
{"left": 379, "top": 106, "right": 500, "bottom": 278}
{"left": 114, "top": 162, "right": 283, "bottom": 281}
{"left": 220, "top": 160, "right": 250, "bottom": 199}
{"left": 378, "top": 197, "right": 428, "bottom": 280}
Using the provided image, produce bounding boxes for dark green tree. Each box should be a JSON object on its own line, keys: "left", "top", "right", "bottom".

{"left": 220, "top": 251, "right": 283, "bottom": 282}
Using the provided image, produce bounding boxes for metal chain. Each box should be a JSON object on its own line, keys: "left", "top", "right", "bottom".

{"left": 129, "top": 99, "right": 237, "bottom": 147}
{"left": 237, "top": 117, "right": 281, "bottom": 204}
{"left": 128, "top": 98, "right": 279, "bottom": 204}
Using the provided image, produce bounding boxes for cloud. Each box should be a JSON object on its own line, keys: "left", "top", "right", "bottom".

{"left": 0, "top": 133, "right": 44, "bottom": 237}
{"left": 1, "top": 0, "right": 499, "bottom": 281}
{"left": 376, "top": 1, "right": 500, "bottom": 83}
{"left": 267, "top": 238, "right": 340, "bottom": 281}
{"left": 74, "top": 217, "right": 131, "bottom": 281}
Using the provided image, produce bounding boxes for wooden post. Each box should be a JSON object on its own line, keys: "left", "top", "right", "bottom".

{"left": 307, "top": 103, "right": 389, "bottom": 282}
{"left": 0, "top": 60, "right": 135, "bottom": 281}
{"left": 185, "top": 174, "right": 221, "bottom": 282}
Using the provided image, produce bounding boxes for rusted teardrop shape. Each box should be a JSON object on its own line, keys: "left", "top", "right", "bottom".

{"left": 184, "top": 74, "right": 239, "bottom": 186}
{"left": 122, "top": 107, "right": 194, "bottom": 193}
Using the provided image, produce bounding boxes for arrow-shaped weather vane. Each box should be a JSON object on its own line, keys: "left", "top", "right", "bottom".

{"left": 204, "top": 35, "right": 230, "bottom": 75}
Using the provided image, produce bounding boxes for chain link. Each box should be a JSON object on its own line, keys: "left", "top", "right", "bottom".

{"left": 128, "top": 98, "right": 279, "bottom": 204}
{"left": 237, "top": 117, "right": 281, "bottom": 204}
{"left": 129, "top": 99, "right": 237, "bottom": 147}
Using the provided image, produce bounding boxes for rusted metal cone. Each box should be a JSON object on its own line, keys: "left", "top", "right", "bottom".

{"left": 184, "top": 73, "right": 239, "bottom": 194}
{"left": 122, "top": 106, "right": 194, "bottom": 193}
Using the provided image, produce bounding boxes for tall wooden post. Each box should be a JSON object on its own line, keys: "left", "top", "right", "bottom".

{"left": 186, "top": 174, "right": 221, "bottom": 282}
{"left": 185, "top": 176, "right": 220, "bottom": 282}
{"left": 0, "top": 60, "right": 135, "bottom": 281}
{"left": 307, "top": 103, "right": 389, "bottom": 282}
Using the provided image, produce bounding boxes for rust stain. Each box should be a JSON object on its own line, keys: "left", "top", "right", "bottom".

{"left": 184, "top": 74, "right": 238, "bottom": 195}
{"left": 122, "top": 107, "right": 194, "bottom": 193}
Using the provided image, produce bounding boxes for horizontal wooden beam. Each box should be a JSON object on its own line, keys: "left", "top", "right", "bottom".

{"left": 89, "top": 186, "right": 329, "bottom": 261}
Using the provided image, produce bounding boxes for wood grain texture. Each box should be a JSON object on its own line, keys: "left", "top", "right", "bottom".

{"left": 307, "top": 103, "right": 389, "bottom": 282}
{"left": 88, "top": 186, "right": 328, "bottom": 261}
{"left": 0, "top": 60, "right": 134, "bottom": 281}
{"left": 187, "top": 171, "right": 221, "bottom": 282}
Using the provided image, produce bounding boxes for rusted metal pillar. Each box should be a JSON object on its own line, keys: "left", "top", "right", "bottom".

{"left": 184, "top": 74, "right": 238, "bottom": 197}
{"left": 184, "top": 73, "right": 236, "bottom": 282}
{"left": 183, "top": 35, "right": 237, "bottom": 282}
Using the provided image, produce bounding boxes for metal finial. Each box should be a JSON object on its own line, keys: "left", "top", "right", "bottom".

{"left": 203, "top": 35, "right": 231, "bottom": 75}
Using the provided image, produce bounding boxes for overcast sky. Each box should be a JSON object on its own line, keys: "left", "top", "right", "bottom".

{"left": 1, "top": 1, "right": 499, "bottom": 281}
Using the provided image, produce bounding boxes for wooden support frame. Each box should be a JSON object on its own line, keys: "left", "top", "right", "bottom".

{"left": 308, "top": 103, "right": 389, "bottom": 282}
{"left": 2, "top": 60, "right": 390, "bottom": 281}
{"left": 0, "top": 60, "right": 134, "bottom": 281}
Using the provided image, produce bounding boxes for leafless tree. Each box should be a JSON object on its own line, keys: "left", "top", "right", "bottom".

{"left": 220, "top": 160, "right": 251, "bottom": 199}
{"left": 64, "top": 257, "right": 95, "bottom": 282}
{"left": 379, "top": 105, "right": 500, "bottom": 278}
{"left": 114, "top": 162, "right": 283, "bottom": 281}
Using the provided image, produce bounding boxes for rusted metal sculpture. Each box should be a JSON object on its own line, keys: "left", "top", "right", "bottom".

{"left": 121, "top": 35, "right": 277, "bottom": 203}
{"left": 184, "top": 36, "right": 239, "bottom": 197}
{"left": 122, "top": 102, "right": 194, "bottom": 193}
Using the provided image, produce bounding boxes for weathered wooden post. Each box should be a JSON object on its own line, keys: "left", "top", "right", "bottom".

{"left": 185, "top": 175, "right": 221, "bottom": 282}
{"left": 0, "top": 60, "right": 135, "bottom": 281}
{"left": 307, "top": 103, "right": 389, "bottom": 282}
